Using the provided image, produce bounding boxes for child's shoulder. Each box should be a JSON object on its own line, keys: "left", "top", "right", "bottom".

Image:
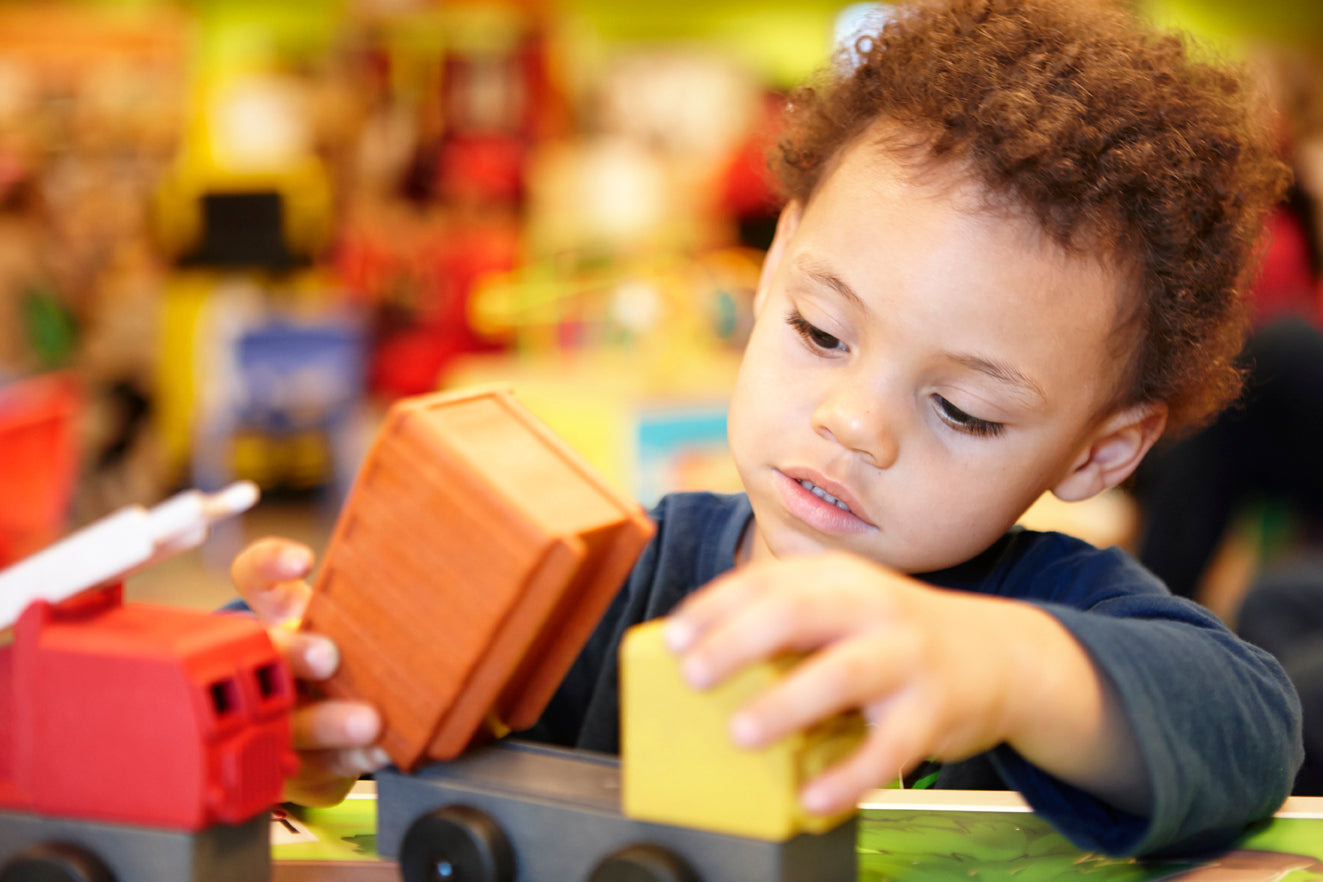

{"left": 935, "top": 527, "right": 1173, "bottom": 608}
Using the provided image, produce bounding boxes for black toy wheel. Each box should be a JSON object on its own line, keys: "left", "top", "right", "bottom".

{"left": 399, "top": 804, "right": 515, "bottom": 882}
{"left": 587, "top": 844, "right": 699, "bottom": 882}
{"left": 0, "top": 843, "right": 114, "bottom": 882}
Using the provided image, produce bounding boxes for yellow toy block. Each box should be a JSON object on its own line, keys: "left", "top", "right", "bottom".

{"left": 619, "top": 620, "right": 866, "bottom": 841}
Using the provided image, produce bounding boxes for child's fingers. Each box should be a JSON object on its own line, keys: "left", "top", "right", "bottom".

{"left": 663, "top": 564, "right": 766, "bottom": 653}
{"left": 677, "top": 568, "right": 893, "bottom": 689}
{"left": 800, "top": 703, "right": 936, "bottom": 816}
{"left": 269, "top": 628, "right": 341, "bottom": 682}
{"left": 230, "top": 537, "right": 315, "bottom": 625}
{"left": 290, "top": 699, "right": 383, "bottom": 751}
{"left": 728, "top": 636, "right": 909, "bottom": 748}
{"left": 281, "top": 711, "right": 391, "bottom": 807}
{"left": 283, "top": 769, "right": 359, "bottom": 808}
{"left": 283, "top": 747, "right": 390, "bottom": 807}
{"left": 300, "top": 746, "right": 392, "bottom": 781}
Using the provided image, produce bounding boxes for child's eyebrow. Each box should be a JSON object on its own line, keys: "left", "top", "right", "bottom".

{"left": 949, "top": 354, "right": 1047, "bottom": 404}
{"left": 796, "top": 257, "right": 867, "bottom": 313}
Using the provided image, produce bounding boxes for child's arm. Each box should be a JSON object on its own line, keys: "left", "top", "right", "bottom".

{"left": 664, "top": 551, "right": 1153, "bottom": 817}
{"left": 230, "top": 538, "right": 390, "bottom": 806}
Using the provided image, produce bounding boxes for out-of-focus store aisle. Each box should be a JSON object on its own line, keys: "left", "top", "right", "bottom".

{"left": 1, "top": 0, "right": 1319, "bottom": 620}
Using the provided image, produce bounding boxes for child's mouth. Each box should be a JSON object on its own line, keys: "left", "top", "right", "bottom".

{"left": 774, "top": 470, "right": 875, "bottom": 535}
{"left": 797, "top": 479, "right": 853, "bottom": 513}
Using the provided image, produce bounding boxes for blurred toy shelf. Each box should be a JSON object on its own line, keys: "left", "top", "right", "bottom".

{"left": 445, "top": 347, "right": 744, "bottom": 508}
{"left": 2, "top": 0, "right": 1311, "bottom": 585}
{"left": 445, "top": 240, "right": 759, "bottom": 505}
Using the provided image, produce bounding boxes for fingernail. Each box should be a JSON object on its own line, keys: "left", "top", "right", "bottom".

{"left": 302, "top": 637, "right": 339, "bottom": 678}
{"left": 367, "top": 747, "right": 392, "bottom": 769}
{"left": 801, "top": 782, "right": 833, "bottom": 814}
{"left": 681, "top": 655, "right": 712, "bottom": 689}
{"left": 664, "top": 618, "right": 695, "bottom": 653}
{"left": 276, "top": 547, "right": 312, "bottom": 579}
{"left": 344, "top": 708, "right": 379, "bottom": 743}
{"left": 730, "top": 711, "right": 762, "bottom": 748}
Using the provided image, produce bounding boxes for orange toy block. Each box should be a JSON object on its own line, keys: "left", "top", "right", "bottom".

{"left": 301, "top": 386, "right": 653, "bottom": 771}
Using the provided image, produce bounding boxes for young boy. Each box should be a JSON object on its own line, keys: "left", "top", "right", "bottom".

{"left": 231, "top": 0, "right": 1302, "bottom": 858}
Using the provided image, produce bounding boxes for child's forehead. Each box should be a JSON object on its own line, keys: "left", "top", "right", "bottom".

{"left": 799, "top": 131, "right": 1142, "bottom": 388}
{"left": 822, "top": 128, "right": 1134, "bottom": 288}
{"left": 827, "top": 127, "right": 1032, "bottom": 224}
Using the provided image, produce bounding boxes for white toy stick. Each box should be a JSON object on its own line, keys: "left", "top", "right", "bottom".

{"left": 0, "top": 481, "right": 259, "bottom": 630}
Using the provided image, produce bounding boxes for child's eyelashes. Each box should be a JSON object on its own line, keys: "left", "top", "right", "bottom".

{"left": 934, "top": 395, "right": 1005, "bottom": 438}
{"left": 785, "top": 308, "right": 1005, "bottom": 439}
{"left": 786, "top": 310, "right": 846, "bottom": 353}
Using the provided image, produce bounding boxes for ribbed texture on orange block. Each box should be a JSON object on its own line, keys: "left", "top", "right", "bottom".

{"left": 302, "top": 386, "right": 653, "bottom": 770}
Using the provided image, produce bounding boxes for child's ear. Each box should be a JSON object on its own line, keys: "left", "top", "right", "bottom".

{"left": 1052, "top": 403, "right": 1168, "bottom": 503}
{"left": 753, "top": 200, "right": 803, "bottom": 314}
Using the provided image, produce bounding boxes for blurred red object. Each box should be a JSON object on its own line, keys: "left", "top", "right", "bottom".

{"left": 0, "top": 372, "right": 80, "bottom": 567}
{"left": 1252, "top": 205, "right": 1320, "bottom": 326}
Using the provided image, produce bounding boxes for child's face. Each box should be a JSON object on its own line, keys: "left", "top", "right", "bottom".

{"left": 728, "top": 137, "right": 1144, "bottom": 573}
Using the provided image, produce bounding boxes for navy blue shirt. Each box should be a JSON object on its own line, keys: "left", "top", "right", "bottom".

{"left": 524, "top": 492, "right": 1302, "bottom": 858}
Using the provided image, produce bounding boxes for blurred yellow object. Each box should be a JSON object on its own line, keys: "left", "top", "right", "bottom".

{"left": 468, "top": 246, "right": 761, "bottom": 361}
{"left": 1017, "top": 489, "right": 1139, "bottom": 552}
{"left": 619, "top": 620, "right": 864, "bottom": 841}
{"left": 445, "top": 349, "right": 743, "bottom": 504}
{"left": 157, "top": 272, "right": 214, "bottom": 478}
{"left": 154, "top": 156, "right": 332, "bottom": 266}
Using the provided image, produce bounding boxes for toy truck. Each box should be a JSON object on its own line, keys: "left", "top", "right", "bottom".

{"left": 372, "top": 620, "right": 863, "bottom": 882}
{"left": 0, "top": 483, "right": 297, "bottom": 882}
{"left": 375, "top": 739, "right": 858, "bottom": 882}
{"left": 302, "top": 386, "right": 862, "bottom": 882}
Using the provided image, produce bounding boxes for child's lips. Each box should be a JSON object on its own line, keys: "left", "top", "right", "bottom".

{"left": 774, "top": 469, "right": 876, "bottom": 534}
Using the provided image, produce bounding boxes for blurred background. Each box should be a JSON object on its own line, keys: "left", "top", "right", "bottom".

{"left": 0, "top": 0, "right": 1318, "bottom": 615}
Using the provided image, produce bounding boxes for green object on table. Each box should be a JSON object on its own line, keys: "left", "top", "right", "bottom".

{"left": 277, "top": 791, "right": 1323, "bottom": 880}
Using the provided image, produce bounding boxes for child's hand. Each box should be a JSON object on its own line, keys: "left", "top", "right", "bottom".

{"left": 664, "top": 551, "right": 1146, "bottom": 817}
{"left": 230, "top": 538, "right": 390, "bottom": 807}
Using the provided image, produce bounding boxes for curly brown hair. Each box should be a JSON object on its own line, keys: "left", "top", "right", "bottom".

{"left": 772, "top": 0, "right": 1289, "bottom": 435}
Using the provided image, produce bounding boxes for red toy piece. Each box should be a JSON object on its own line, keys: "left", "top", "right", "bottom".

{"left": 0, "top": 483, "right": 297, "bottom": 882}
{"left": 0, "top": 584, "right": 294, "bottom": 831}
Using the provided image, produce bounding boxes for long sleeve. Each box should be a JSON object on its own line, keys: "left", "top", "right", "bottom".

{"left": 936, "top": 531, "right": 1303, "bottom": 857}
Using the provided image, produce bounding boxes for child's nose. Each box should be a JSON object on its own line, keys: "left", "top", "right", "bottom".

{"left": 811, "top": 385, "right": 898, "bottom": 469}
